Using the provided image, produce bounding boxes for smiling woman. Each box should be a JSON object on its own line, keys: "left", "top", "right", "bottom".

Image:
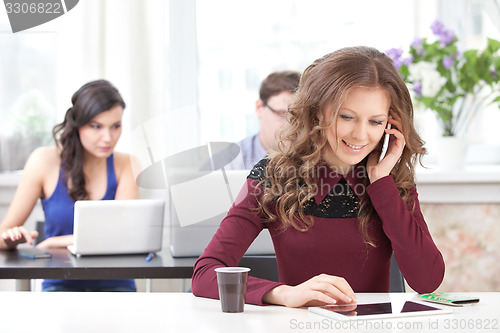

{"left": 192, "top": 46, "right": 444, "bottom": 308}
{"left": 324, "top": 87, "right": 390, "bottom": 173}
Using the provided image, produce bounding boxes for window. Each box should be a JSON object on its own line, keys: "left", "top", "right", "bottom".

{"left": 0, "top": 21, "right": 57, "bottom": 171}
{"left": 193, "top": 0, "right": 500, "bottom": 165}
{"left": 195, "top": 0, "right": 433, "bottom": 143}
{"left": 1, "top": 0, "right": 499, "bottom": 174}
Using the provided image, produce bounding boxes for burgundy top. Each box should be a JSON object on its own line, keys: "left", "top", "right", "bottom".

{"left": 192, "top": 161, "right": 444, "bottom": 305}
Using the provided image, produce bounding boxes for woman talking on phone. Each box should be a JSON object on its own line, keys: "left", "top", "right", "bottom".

{"left": 192, "top": 46, "right": 445, "bottom": 307}
{"left": 0, "top": 80, "right": 139, "bottom": 291}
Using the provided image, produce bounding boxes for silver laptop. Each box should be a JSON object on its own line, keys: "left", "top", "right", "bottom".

{"left": 68, "top": 199, "right": 165, "bottom": 257}
{"left": 168, "top": 169, "right": 275, "bottom": 257}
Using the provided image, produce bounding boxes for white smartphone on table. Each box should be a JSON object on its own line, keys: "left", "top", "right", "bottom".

{"left": 378, "top": 121, "right": 392, "bottom": 162}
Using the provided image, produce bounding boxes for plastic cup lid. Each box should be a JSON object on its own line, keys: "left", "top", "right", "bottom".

{"left": 214, "top": 267, "right": 251, "bottom": 273}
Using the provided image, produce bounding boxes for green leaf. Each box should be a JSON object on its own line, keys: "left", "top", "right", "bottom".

{"left": 487, "top": 38, "right": 500, "bottom": 54}
{"left": 398, "top": 25, "right": 500, "bottom": 136}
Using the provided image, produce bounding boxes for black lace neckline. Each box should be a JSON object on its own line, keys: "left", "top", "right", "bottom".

{"left": 248, "top": 159, "right": 360, "bottom": 218}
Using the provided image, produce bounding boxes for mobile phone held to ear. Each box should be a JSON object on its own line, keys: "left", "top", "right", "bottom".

{"left": 378, "top": 121, "right": 392, "bottom": 162}
{"left": 18, "top": 247, "right": 51, "bottom": 259}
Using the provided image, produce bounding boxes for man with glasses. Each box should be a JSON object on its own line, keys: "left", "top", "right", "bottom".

{"left": 228, "top": 70, "right": 301, "bottom": 170}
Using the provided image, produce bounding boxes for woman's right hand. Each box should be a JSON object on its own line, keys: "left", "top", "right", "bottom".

{"left": 1, "top": 226, "right": 38, "bottom": 249}
{"left": 263, "top": 273, "right": 357, "bottom": 308}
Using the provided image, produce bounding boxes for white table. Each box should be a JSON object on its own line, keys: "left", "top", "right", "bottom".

{"left": 0, "top": 292, "right": 497, "bottom": 333}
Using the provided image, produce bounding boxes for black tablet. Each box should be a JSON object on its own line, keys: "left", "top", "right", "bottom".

{"left": 309, "top": 301, "right": 452, "bottom": 321}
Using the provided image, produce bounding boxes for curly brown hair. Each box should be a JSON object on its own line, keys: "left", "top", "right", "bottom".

{"left": 52, "top": 80, "right": 125, "bottom": 201}
{"left": 258, "top": 46, "right": 426, "bottom": 246}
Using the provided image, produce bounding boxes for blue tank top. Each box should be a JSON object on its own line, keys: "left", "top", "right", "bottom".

{"left": 41, "top": 154, "right": 136, "bottom": 291}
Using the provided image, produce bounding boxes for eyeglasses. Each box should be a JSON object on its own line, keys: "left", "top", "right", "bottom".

{"left": 265, "top": 104, "right": 287, "bottom": 118}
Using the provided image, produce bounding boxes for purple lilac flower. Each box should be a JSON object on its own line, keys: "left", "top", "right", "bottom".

{"left": 440, "top": 30, "right": 455, "bottom": 46}
{"left": 411, "top": 37, "right": 425, "bottom": 56}
{"left": 442, "top": 55, "right": 455, "bottom": 69}
{"left": 403, "top": 56, "right": 413, "bottom": 66}
{"left": 386, "top": 48, "right": 403, "bottom": 59}
{"left": 411, "top": 38, "right": 423, "bottom": 47}
{"left": 430, "top": 20, "right": 455, "bottom": 46}
{"left": 414, "top": 81, "right": 422, "bottom": 98}
{"left": 492, "top": 70, "right": 498, "bottom": 79}
{"left": 385, "top": 48, "right": 404, "bottom": 70}
{"left": 430, "top": 20, "right": 445, "bottom": 36}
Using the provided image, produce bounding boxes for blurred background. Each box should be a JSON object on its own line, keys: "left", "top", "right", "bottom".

{"left": 1, "top": 0, "right": 499, "bottom": 171}
{"left": 1, "top": 0, "right": 499, "bottom": 292}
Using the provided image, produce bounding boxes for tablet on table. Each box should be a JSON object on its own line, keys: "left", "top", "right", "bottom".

{"left": 309, "top": 300, "right": 453, "bottom": 321}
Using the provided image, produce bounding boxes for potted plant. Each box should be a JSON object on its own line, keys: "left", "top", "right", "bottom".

{"left": 0, "top": 90, "right": 54, "bottom": 172}
{"left": 386, "top": 20, "right": 500, "bottom": 169}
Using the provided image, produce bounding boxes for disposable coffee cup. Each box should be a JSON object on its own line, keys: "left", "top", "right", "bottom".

{"left": 214, "top": 267, "right": 251, "bottom": 313}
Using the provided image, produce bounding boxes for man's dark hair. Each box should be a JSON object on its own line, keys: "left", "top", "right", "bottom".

{"left": 259, "top": 70, "right": 301, "bottom": 104}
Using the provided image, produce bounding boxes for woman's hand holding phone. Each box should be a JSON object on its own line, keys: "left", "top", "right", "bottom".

{"left": 378, "top": 122, "right": 392, "bottom": 163}
{"left": 367, "top": 115, "right": 406, "bottom": 183}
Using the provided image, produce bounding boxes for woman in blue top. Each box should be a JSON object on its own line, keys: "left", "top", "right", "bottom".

{"left": 0, "top": 80, "right": 139, "bottom": 291}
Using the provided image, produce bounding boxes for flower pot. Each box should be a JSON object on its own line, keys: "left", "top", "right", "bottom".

{"left": 436, "top": 136, "right": 467, "bottom": 170}
{"left": 0, "top": 136, "right": 42, "bottom": 172}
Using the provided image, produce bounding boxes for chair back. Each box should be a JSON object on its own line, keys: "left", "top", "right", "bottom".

{"left": 33, "top": 221, "right": 46, "bottom": 246}
{"left": 239, "top": 252, "right": 406, "bottom": 292}
{"left": 389, "top": 252, "right": 406, "bottom": 292}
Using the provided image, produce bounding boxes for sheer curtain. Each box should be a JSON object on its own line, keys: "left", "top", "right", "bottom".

{"left": 2, "top": 0, "right": 499, "bottom": 171}
{"left": 52, "top": 0, "right": 169, "bottom": 170}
